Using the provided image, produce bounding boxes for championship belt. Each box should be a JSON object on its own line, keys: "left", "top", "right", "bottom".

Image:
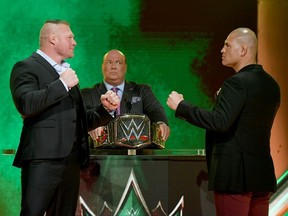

{"left": 92, "top": 114, "right": 165, "bottom": 149}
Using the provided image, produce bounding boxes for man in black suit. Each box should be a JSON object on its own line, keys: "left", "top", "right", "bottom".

{"left": 167, "top": 28, "right": 280, "bottom": 216}
{"left": 10, "top": 20, "right": 120, "bottom": 216}
{"left": 82, "top": 49, "right": 170, "bottom": 142}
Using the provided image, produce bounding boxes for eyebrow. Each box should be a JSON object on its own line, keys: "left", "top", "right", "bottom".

{"left": 224, "top": 42, "right": 230, "bottom": 46}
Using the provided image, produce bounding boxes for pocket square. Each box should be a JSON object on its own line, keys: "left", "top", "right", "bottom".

{"left": 131, "top": 96, "right": 141, "bottom": 104}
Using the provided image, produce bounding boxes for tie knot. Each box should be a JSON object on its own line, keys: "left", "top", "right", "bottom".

{"left": 112, "top": 87, "right": 118, "bottom": 93}
{"left": 111, "top": 87, "right": 120, "bottom": 116}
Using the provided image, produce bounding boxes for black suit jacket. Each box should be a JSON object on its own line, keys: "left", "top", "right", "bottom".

{"left": 81, "top": 81, "right": 169, "bottom": 125}
{"left": 10, "top": 53, "right": 112, "bottom": 169}
{"left": 175, "top": 64, "right": 280, "bottom": 193}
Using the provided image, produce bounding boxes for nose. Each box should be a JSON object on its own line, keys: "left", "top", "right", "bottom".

{"left": 111, "top": 62, "right": 117, "bottom": 68}
{"left": 73, "top": 38, "right": 77, "bottom": 46}
{"left": 221, "top": 47, "right": 225, "bottom": 53}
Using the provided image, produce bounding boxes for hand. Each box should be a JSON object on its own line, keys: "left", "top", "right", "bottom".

{"left": 88, "top": 127, "right": 104, "bottom": 141}
{"left": 101, "top": 90, "right": 120, "bottom": 112}
{"left": 167, "top": 91, "right": 184, "bottom": 110}
{"left": 157, "top": 122, "right": 170, "bottom": 141}
{"left": 59, "top": 68, "right": 79, "bottom": 88}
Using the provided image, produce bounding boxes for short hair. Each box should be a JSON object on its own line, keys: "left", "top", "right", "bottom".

{"left": 44, "top": 19, "right": 70, "bottom": 26}
{"left": 39, "top": 20, "right": 70, "bottom": 47}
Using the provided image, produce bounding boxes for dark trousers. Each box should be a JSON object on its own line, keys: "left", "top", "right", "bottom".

{"left": 214, "top": 191, "right": 271, "bottom": 216}
{"left": 20, "top": 151, "right": 80, "bottom": 216}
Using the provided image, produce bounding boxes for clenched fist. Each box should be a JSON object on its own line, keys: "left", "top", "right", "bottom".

{"left": 101, "top": 90, "right": 120, "bottom": 112}
{"left": 167, "top": 91, "right": 184, "bottom": 111}
{"left": 60, "top": 68, "right": 79, "bottom": 88}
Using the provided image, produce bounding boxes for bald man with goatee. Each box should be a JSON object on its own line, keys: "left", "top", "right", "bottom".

{"left": 167, "top": 28, "right": 280, "bottom": 216}
{"left": 10, "top": 20, "right": 120, "bottom": 216}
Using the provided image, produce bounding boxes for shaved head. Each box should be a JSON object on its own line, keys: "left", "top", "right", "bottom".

{"left": 230, "top": 28, "right": 258, "bottom": 56}
{"left": 103, "top": 49, "right": 126, "bottom": 63}
{"left": 102, "top": 49, "right": 127, "bottom": 86}
{"left": 221, "top": 28, "right": 258, "bottom": 72}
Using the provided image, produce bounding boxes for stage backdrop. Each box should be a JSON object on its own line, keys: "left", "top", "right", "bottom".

{"left": 0, "top": 0, "right": 257, "bottom": 215}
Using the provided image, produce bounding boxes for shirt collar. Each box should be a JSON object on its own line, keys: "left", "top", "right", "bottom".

{"left": 104, "top": 81, "right": 125, "bottom": 92}
{"left": 36, "top": 49, "right": 70, "bottom": 73}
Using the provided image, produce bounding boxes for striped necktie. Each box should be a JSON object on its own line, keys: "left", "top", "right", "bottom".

{"left": 112, "top": 87, "right": 120, "bottom": 116}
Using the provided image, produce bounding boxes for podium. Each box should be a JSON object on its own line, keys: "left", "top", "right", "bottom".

{"left": 79, "top": 115, "right": 215, "bottom": 215}
{"left": 78, "top": 149, "right": 216, "bottom": 216}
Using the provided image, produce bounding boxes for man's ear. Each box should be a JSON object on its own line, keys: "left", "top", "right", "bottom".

{"left": 240, "top": 45, "right": 248, "bottom": 57}
{"left": 48, "top": 33, "right": 56, "bottom": 45}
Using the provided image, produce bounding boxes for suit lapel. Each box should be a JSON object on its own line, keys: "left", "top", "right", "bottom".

{"left": 69, "top": 85, "right": 82, "bottom": 105}
{"left": 97, "top": 83, "right": 108, "bottom": 94}
{"left": 123, "top": 81, "right": 134, "bottom": 101}
{"left": 32, "top": 52, "right": 59, "bottom": 79}
{"left": 121, "top": 81, "right": 136, "bottom": 114}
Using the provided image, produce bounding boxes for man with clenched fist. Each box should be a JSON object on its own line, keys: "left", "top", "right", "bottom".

{"left": 9, "top": 19, "right": 119, "bottom": 216}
